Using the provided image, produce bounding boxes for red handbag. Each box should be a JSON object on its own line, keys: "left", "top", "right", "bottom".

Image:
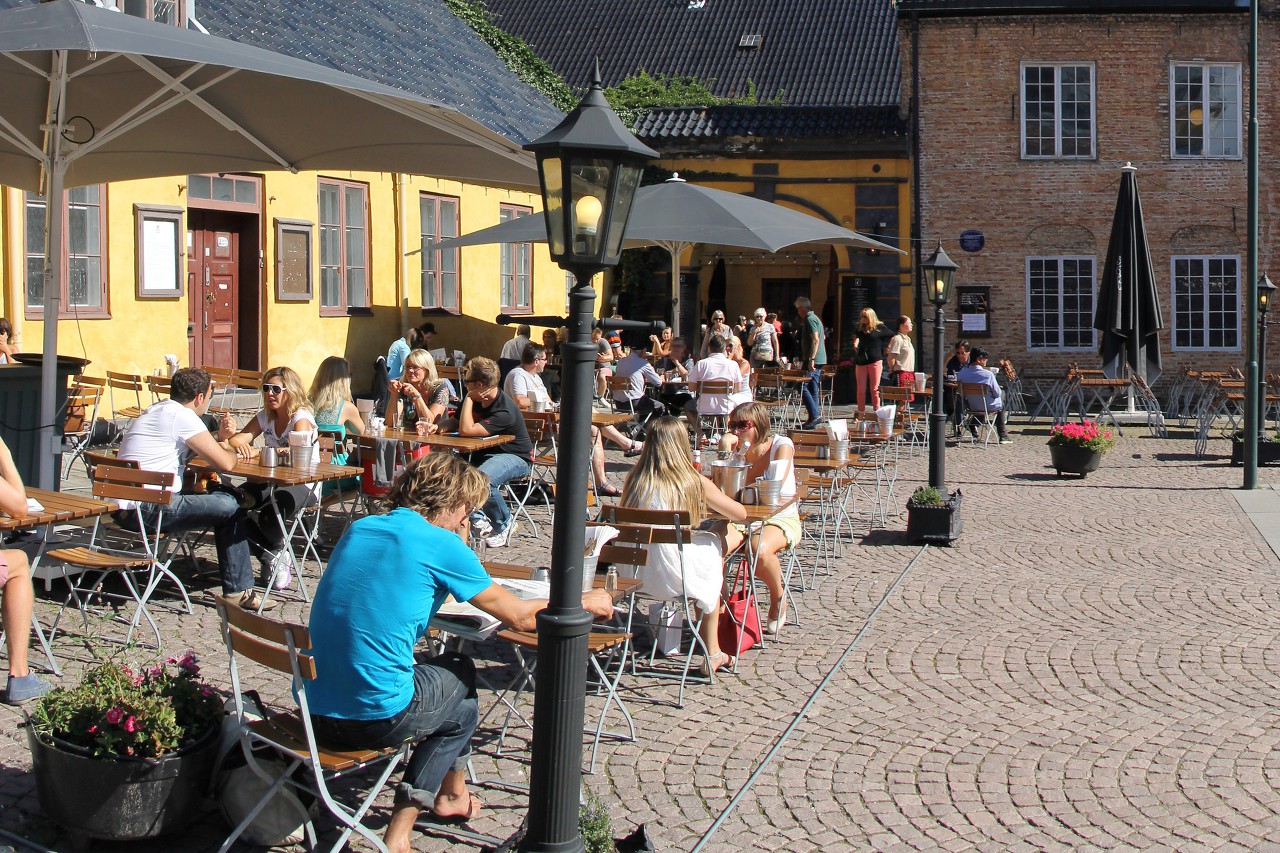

{"left": 718, "top": 562, "right": 762, "bottom": 656}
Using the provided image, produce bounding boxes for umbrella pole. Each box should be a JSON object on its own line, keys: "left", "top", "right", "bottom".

{"left": 38, "top": 51, "right": 69, "bottom": 491}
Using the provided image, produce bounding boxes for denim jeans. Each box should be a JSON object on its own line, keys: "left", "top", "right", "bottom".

{"left": 311, "top": 653, "right": 478, "bottom": 808}
{"left": 476, "top": 452, "right": 532, "bottom": 533}
{"left": 113, "top": 491, "right": 253, "bottom": 594}
{"left": 801, "top": 367, "right": 822, "bottom": 423}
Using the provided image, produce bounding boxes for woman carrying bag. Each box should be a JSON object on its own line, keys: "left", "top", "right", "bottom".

{"left": 885, "top": 315, "right": 916, "bottom": 391}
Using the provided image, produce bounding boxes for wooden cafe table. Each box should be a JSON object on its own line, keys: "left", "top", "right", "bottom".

{"left": 0, "top": 488, "right": 119, "bottom": 674}
{"left": 376, "top": 427, "right": 515, "bottom": 455}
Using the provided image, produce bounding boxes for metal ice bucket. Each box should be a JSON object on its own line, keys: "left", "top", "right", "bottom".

{"left": 708, "top": 460, "right": 749, "bottom": 498}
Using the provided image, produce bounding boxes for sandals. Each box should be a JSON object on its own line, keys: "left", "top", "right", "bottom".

{"left": 624, "top": 441, "right": 643, "bottom": 458}
{"left": 699, "top": 652, "right": 735, "bottom": 678}
{"left": 597, "top": 484, "right": 622, "bottom": 498}
{"left": 427, "top": 793, "right": 482, "bottom": 826}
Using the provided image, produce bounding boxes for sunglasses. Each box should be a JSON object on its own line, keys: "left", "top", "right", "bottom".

{"left": 728, "top": 421, "right": 753, "bottom": 431}
{"left": 261, "top": 383, "right": 285, "bottom": 395}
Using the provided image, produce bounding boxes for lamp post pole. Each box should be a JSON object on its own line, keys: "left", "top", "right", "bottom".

{"left": 1245, "top": 0, "right": 1260, "bottom": 487}
{"left": 922, "top": 242, "right": 957, "bottom": 491}
{"left": 521, "top": 65, "right": 657, "bottom": 853}
{"left": 1259, "top": 274, "right": 1275, "bottom": 442}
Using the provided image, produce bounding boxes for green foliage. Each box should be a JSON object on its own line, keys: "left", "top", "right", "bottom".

{"left": 29, "top": 654, "right": 223, "bottom": 760}
{"left": 909, "top": 486, "right": 944, "bottom": 506}
{"left": 444, "top": 0, "right": 576, "bottom": 112}
{"left": 604, "top": 70, "right": 774, "bottom": 127}
{"left": 579, "top": 788, "right": 614, "bottom": 853}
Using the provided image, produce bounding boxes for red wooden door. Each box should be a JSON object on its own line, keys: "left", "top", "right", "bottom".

{"left": 186, "top": 211, "right": 239, "bottom": 369}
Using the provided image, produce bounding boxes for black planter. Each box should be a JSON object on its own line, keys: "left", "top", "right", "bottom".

{"left": 1048, "top": 444, "right": 1103, "bottom": 478}
{"left": 832, "top": 367, "right": 855, "bottom": 406}
{"left": 1231, "top": 439, "right": 1280, "bottom": 466}
{"left": 26, "top": 723, "right": 218, "bottom": 844}
{"left": 906, "top": 489, "right": 963, "bottom": 544}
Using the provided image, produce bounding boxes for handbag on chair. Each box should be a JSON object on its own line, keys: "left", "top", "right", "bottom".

{"left": 717, "top": 563, "right": 762, "bottom": 656}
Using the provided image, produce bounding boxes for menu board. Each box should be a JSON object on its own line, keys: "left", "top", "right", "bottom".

{"left": 956, "top": 285, "right": 991, "bottom": 338}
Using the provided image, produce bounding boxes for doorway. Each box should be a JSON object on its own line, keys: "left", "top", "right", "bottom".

{"left": 187, "top": 209, "right": 260, "bottom": 371}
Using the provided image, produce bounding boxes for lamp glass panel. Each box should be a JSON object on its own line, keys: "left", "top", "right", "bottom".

{"left": 605, "top": 163, "right": 643, "bottom": 261}
{"left": 539, "top": 156, "right": 566, "bottom": 257}
{"left": 569, "top": 159, "right": 613, "bottom": 259}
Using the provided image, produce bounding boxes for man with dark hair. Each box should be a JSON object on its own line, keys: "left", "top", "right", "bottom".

{"left": 657, "top": 336, "right": 695, "bottom": 416}
{"left": 794, "top": 296, "right": 827, "bottom": 429}
{"left": 612, "top": 334, "right": 663, "bottom": 422}
{"left": 115, "top": 367, "right": 272, "bottom": 610}
{"left": 459, "top": 357, "right": 533, "bottom": 548}
{"left": 956, "top": 347, "right": 1011, "bottom": 444}
{"left": 503, "top": 343, "right": 550, "bottom": 410}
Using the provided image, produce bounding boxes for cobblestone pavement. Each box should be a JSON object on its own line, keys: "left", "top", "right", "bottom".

{"left": 4, "top": 415, "right": 1280, "bottom": 852}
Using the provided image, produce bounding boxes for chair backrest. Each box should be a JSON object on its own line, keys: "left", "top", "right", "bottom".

{"left": 63, "top": 386, "right": 103, "bottom": 434}
{"left": 880, "top": 385, "right": 909, "bottom": 403}
{"left": 234, "top": 368, "right": 265, "bottom": 392}
{"left": 698, "top": 379, "right": 735, "bottom": 395}
{"left": 145, "top": 374, "right": 172, "bottom": 403}
{"left": 106, "top": 371, "right": 144, "bottom": 396}
{"left": 960, "top": 382, "right": 991, "bottom": 409}
{"left": 789, "top": 429, "right": 832, "bottom": 447}
{"left": 92, "top": 464, "right": 174, "bottom": 507}
{"left": 216, "top": 593, "right": 315, "bottom": 678}
{"left": 595, "top": 505, "right": 691, "bottom": 546}
{"left": 76, "top": 375, "right": 107, "bottom": 392}
{"left": 84, "top": 450, "right": 137, "bottom": 475}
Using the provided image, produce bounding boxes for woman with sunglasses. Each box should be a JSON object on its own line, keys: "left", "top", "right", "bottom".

{"left": 717, "top": 401, "right": 799, "bottom": 636}
{"left": 224, "top": 366, "right": 318, "bottom": 589}
{"left": 389, "top": 349, "right": 454, "bottom": 435}
{"left": 621, "top": 416, "right": 747, "bottom": 676}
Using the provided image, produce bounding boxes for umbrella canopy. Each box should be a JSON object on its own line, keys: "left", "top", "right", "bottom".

{"left": 428, "top": 174, "right": 902, "bottom": 334}
{"left": 1094, "top": 163, "right": 1163, "bottom": 384}
{"left": 0, "top": 0, "right": 540, "bottom": 488}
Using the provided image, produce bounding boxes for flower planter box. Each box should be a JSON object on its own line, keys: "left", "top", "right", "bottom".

{"left": 1048, "top": 444, "right": 1104, "bottom": 478}
{"left": 26, "top": 722, "right": 218, "bottom": 844}
{"left": 832, "top": 366, "right": 855, "bottom": 406}
{"left": 1230, "top": 439, "right": 1280, "bottom": 466}
{"left": 906, "top": 489, "right": 962, "bottom": 545}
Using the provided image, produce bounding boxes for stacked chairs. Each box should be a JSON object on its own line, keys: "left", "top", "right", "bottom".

{"left": 1130, "top": 374, "right": 1168, "bottom": 438}
{"left": 998, "top": 359, "right": 1027, "bottom": 416}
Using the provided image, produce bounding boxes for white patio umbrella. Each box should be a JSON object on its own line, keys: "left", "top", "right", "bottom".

{"left": 0, "top": 0, "right": 540, "bottom": 488}
{"left": 428, "top": 174, "right": 903, "bottom": 335}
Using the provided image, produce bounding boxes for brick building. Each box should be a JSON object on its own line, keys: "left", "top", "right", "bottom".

{"left": 897, "top": 0, "right": 1265, "bottom": 385}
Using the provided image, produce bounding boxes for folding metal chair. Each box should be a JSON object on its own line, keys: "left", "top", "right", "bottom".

{"left": 105, "top": 371, "right": 146, "bottom": 421}
{"left": 693, "top": 378, "right": 735, "bottom": 445}
{"left": 960, "top": 382, "right": 999, "bottom": 447}
{"left": 214, "top": 596, "right": 410, "bottom": 853}
{"left": 60, "top": 383, "right": 105, "bottom": 483}
{"left": 500, "top": 420, "right": 545, "bottom": 539}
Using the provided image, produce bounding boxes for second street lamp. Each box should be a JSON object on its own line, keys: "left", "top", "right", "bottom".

{"left": 1259, "top": 273, "right": 1276, "bottom": 442}
{"left": 520, "top": 64, "right": 657, "bottom": 853}
{"left": 922, "top": 242, "right": 957, "bottom": 492}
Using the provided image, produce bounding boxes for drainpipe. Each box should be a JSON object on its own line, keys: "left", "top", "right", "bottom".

{"left": 394, "top": 174, "right": 409, "bottom": 337}
{"left": 5, "top": 190, "right": 23, "bottom": 351}
{"left": 911, "top": 11, "right": 925, "bottom": 364}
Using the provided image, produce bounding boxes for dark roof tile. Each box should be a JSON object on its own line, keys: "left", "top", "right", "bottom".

{"left": 634, "top": 105, "right": 906, "bottom": 142}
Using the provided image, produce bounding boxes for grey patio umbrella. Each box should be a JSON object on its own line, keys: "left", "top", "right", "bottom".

{"left": 428, "top": 174, "right": 902, "bottom": 335}
{"left": 0, "top": 0, "right": 540, "bottom": 488}
{"left": 1094, "top": 163, "right": 1163, "bottom": 385}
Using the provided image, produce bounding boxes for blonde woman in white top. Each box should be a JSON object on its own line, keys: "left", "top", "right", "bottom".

{"left": 885, "top": 315, "right": 917, "bottom": 389}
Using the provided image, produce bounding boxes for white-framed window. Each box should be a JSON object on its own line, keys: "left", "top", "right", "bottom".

{"left": 1172, "top": 255, "right": 1239, "bottom": 350}
{"left": 318, "top": 178, "right": 369, "bottom": 315}
{"left": 1171, "top": 63, "right": 1241, "bottom": 159}
{"left": 1021, "top": 63, "right": 1095, "bottom": 159}
{"left": 420, "top": 193, "right": 460, "bottom": 312}
{"left": 1026, "top": 256, "right": 1096, "bottom": 350}
{"left": 500, "top": 204, "right": 533, "bottom": 312}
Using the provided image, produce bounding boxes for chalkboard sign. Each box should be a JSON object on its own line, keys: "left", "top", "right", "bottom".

{"left": 275, "top": 219, "right": 313, "bottom": 302}
{"left": 956, "top": 284, "right": 991, "bottom": 338}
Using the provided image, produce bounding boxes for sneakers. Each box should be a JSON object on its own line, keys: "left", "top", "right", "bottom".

{"left": 236, "top": 589, "right": 279, "bottom": 612}
{"left": 268, "top": 549, "right": 294, "bottom": 590}
{"left": 999, "top": 437, "right": 1013, "bottom": 445}
{"left": 470, "top": 513, "right": 494, "bottom": 540}
{"left": 485, "top": 520, "right": 519, "bottom": 549}
{"left": 801, "top": 418, "right": 826, "bottom": 431}
{"left": 5, "top": 673, "right": 50, "bottom": 704}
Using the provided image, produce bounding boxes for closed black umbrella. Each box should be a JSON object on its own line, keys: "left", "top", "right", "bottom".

{"left": 1095, "top": 163, "right": 1163, "bottom": 384}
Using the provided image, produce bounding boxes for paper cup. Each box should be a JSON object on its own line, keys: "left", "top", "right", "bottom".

{"left": 914, "top": 374, "right": 927, "bottom": 392}
{"left": 582, "top": 556, "right": 599, "bottom": 592}
{"left": 878, "top": 416, "right": 893, "bottom": 435}
{"left": 357, "top": 398, "right": 375, "bottom": 417}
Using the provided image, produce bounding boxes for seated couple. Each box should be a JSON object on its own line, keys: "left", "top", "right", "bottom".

{"left": 304, "top": 452, "right": 614, "bottom": 852}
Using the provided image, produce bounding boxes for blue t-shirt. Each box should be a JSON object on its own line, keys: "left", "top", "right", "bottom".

{"left": 387, "top": 337, "right": 411, "bottom": 380}
{"left": 306, "top": 508, "right": 492, "bottom": 720}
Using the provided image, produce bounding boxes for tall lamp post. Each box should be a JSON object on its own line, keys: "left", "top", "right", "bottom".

{"left": 520, "top": 67, "right": 657, "bottom": 853}
{"left": 1259, "top": 274, "right": 1276, "bottom": 442}
{"left": 922, "top": 242, "right": 957, "bottom": 491}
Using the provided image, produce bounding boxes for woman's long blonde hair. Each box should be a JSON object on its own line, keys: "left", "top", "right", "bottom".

{"left": 263, "top": 366, "right": 311, "bottom": 419}
{"left": 621, "top": 417, "right": 706, "bottom": 525}
{"left": 309, "top": 356, "right": 352, "bottom": 419}
{"left": 859, "top": 307, "right": 882, "bottom": 332}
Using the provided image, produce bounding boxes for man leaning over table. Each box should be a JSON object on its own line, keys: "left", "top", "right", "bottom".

{"left": 306, "top": 452, "right": 614, "bottom": 853}
{"left": 114, "top": 367, "right": 275, "bottom": 611}
{"left": 955, "top": 347, "right": 1012, "bottom": 444}
{"left": 458, "top": 357, "right": 533, "bottom": 549}
{"left": 0, "top": 436, "right": 51, "bottom": 702}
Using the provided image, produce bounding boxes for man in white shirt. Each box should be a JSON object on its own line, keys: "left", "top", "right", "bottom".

{"left": 115, "top": 367, "right": 272, "bottom": 611}
{"left": 688, "top": 335, "right": 743, "bottom": 443}
{"left": 498, "top": 324, "right": 532, "bottom": 389}
{"left": 503, "top": 343, "right": 550, "bottom": 410}
{"left": 612, "top": 336, "right": 662, "bottom": 421}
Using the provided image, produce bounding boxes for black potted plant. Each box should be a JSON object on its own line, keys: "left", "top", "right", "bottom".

{"left": 25, "top": 654, "right": 224, "bottom": 847}
{"left": 1047, "top": 419, "right": 1117, "bottom": 478}
{"left": 1230, "top": 429, "right": 1280, "bottom": 466}
{"left": 906, "top": 485, "right": 963, "bottom": 544}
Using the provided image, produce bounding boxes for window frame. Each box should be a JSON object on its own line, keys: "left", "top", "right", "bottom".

{"left": 274, "top": 218, "right": 314, "bottom": 303}
{"left": 317, "top": 177, "right": 371, "bottom": 317}
{"left": 1169, "top": 62, "right": 1242, "bottom": 160}
{"left": 1020, "top": 62, "right": 1096, "bottom": 160}
{"left": 134, "top": 204, "right": 184, "bottom": 298}
{"left": 24, "top": 184, "right": 110, "bottom": 320}
{"left": 1170, "top": 254, "right": 1241, "bottom": 352}
{"left": 1025, "top": 255, "right": 1097, "bottom": 351}
{"left": 420, "top": 192, "right": 461, "bottom": 314}
{"left": 499, "top": 203, "right": 534, "bottom": 314}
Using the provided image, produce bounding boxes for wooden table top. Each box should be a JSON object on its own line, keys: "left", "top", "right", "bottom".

{"left": 377, "top": 428, "right": 515, "bottom": 453}
{"left": 794, "top": 454, "right": 863, "bottom": 472}
{"left": 737, "top": 491, "right": 802, "bottom": 522}
{"left": 484, "top": 561, "right": 640, "bottom": 602}
{"left": 190, "top": 457, "right": 360, "bottom": 485}
{"left": 591, "top": 412, "right": 632, "bottom": 428}
{"left": 0, "top": 488, "right": 118, "bottom": 531}
{"left": 1077, "top": 378, "right": 1131, "bottom": 388}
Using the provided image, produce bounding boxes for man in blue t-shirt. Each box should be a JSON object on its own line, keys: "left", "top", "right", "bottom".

{"left": 307, "top": 452, "right": 612, "bottom": 851}
{"left": 794, "top": 296, "right": 828, "bottom": 429}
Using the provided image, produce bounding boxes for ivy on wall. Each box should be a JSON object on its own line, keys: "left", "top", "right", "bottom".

{"left": 443, "top": 0, "right": 576, "bottom": 112}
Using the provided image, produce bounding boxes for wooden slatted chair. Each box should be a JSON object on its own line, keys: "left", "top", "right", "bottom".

{"left": 60, "top": 384, "right": 105, "bottom": 483}
{"left": 47, "top": 465, "right": 191, "bottom": 649}
{"left": 692, "top": 378, "right": 735, "bottom": 445}
{"left": 144, "top": 373, "right": 172, "bottom": 405}
{"left": 105, "top": 370, "right": 146, "bottom": 420}
{"left": 214, "top": 596, "right": 410, "bottom": 853}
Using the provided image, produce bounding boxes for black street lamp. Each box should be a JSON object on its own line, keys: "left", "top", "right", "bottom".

{"left": 922, "top": 242, "right": 957, "bottom": 491}
{"left": 520, "top": 65, "right": 656, "bottom": 853}
{"left": 1259, "top": 273, "right": 1276, "bottom": 441}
